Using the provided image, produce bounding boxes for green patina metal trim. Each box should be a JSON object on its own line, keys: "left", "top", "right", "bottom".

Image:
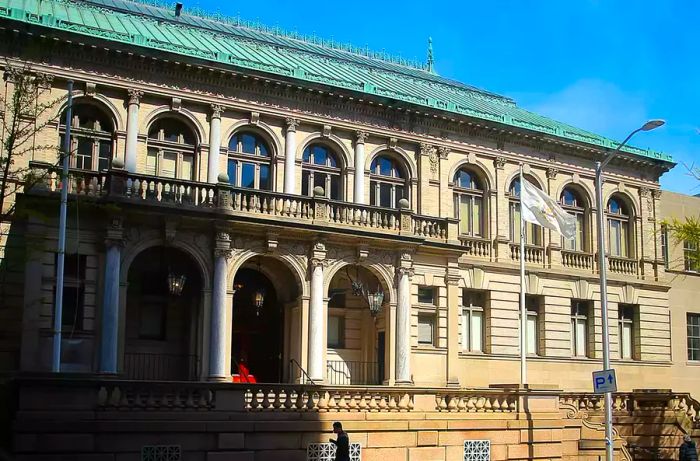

{"left": 0, "top": 0, "right": 674, "bottom": 163}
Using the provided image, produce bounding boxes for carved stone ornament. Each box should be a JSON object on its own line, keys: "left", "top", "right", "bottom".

{"left": 322, "top": 125, "right": 332, "bottom": 138}
{"left": 85, "top": 82, "right": 97, "bottom": 97}
{"left": 638, "top": 187, "right": 651, "bottom": 198}
{"left": 266, "top": 232, "right": 279, "bottom": 252}
{"left": 215, "top": 231, "right": 231, "bottom": 243}
{"left": 171, "top": 97, "right": 182, "bottom": 112}
{"left": 546, "top": 168, "right": 558, "bottom": 180}
{"left": 127, "top": 89, "right": 144, "bottom": 105}
{"left": 651, "top": 189, "right": 662, "bottom": 200}
{"left": 211, "top": 104, "right": 224, "bottom": 119}
{"left": 389, "top": 137, "right": 398, "bottom": 149}
{"left": 250, "top": 111, "right": 260, "bottom": 125}
{"left": 438, "top": 146, "right": 450, "bottom": 160}
{"left": 164, "top": 220, "right": 178, "bottom": 244}
{"left": 310, "top": 257, "right": 328, "bottom": 268}
{"left": 35, "top": 72, "right": 54, "bottom": 89}
{"left": 285, "top": 117, "right": 300, "bottom": 132}
{"left": 356, "top": 130, "right": 368, "bottom": 145}
{"left": 420, "top": 142, "right": 439, "bottom": 175}
{"left": 395, "top": 266, "right": 415, "bottom": 278}
{"left": 214, "top": 248, "right": 233, "bottom": 260}
{"left": 357, "top": 245, "right": 370, "bottom": 261}
{"left": 639, "top": 188, "right": 653, "bottom": 214}
{"left": 494, "top": 157, "right": 507, "bottom": 170}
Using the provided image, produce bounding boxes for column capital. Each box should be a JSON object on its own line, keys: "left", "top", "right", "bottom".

{"left": 395, "top": 266, "right": 414, "bottom": 279}
{"left": 438, "top": 145, "right": 450, "bottom": 159}
{"left": 214, "top": 248, "right": 233, "bottom": 260}
{"left": 546, "top": 167, "right": 558, "bottom": 180}
{"left": 651, "top": 189, "right": 662, "bottom": 200}
{"left": 356, "top": 130, "right": 369, "bottom": 145}
{"left": 214, "top": 231, "right": 232, "bottom": 260}
{"left": 211, "top": 104, "right": 224, "bottom": 119}
{"left": 494, "top": 156, "right": 507, "bottom": 170}
{"left": 104, "top": 216, "right": 124, "bottom": 248}
{"left": 310, "top": 257, "right": 328, "bottom": 269}
{"left": 285, "top": 117, "right": 300, "bottom": 133}
{"left": 127, "top": 88, "right": 144, "bottom": 105}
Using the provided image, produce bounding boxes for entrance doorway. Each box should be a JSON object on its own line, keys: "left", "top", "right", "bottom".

{"left": 231, "top": 268, "right": 282, "bottom": 383}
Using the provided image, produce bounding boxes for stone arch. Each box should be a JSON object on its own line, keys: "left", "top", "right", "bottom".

{"left": 323, "top": 258, "right": 396, "bottom": 305}
{"left": 223, "top": 119, "right": 282, "bottom": 159}
{"left": 121, "top": 237, "right": 212, "bottom": 291}
{"left": 448, "top": 158, "right": 494, "bottom": 191}
{"left": 142, "top": 106, "right": 206, "bottom": 144}
{"left": 556, "top": 181, "right": 595, "bottom": 209}
{"left": 366, "top": 145, "right": 417, "bottom": 179}
{"left": 227, "top": 249, "right": 308, "bottom": 298}
{"left": 53, "top": 93, "right": 125, "bottom": 132}
{"left": 604, "top": 189, "right": 639, "bottom": 217}
{"left": 297, "top": 132, "right": 353, "bottom": 168}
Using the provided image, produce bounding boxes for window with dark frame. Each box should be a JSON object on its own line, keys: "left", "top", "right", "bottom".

{"left": 328, "top": 314, "right": 345, "bottom": 349}
{"left": 525, "top": 295, "right": 542, "bottom": 356}
{"left": 417, "top": 286, "right": 436, "bottom": 305}
{"left": 461, "top": 290, "right": 486, "bottom": 352}
{"left": 571, "top": 300, "right": 591, "bottom": 358}
{"left": 688, "top": 313, "right": 700, "bottom": 361}
{"left": 618, "top": 304, "right": 637, "bottom": 360}
{"left": 54, "top": 254, "right": 86, "bottom": 331}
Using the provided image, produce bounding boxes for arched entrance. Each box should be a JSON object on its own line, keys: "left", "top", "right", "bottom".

{"left": 124, "top": 246, "right": 202, "bottom": 381}
{"left": 231, "top": 256, "right": 299, "bottom": 383}
{"left": 326, "top": 264, "right": 389, "bottom": 385}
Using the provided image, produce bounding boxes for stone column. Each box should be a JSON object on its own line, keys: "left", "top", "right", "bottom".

{"left": 354, "top": 131, "right": 367, "bottom": 204}
{"left": 207, "top": 104, "right": 224, "bottom": 183}
{"left": 494, "top": 157, "right": 511, "bottom": 261}
{"left": 395, "top": 266, "right": 413, "bottom": 384}
{"left": 209, "top": 234, "right": 231, "bottom": 381}
{"left": 283, "top": 118, "right": 299, "bottom": 194}
{"left": 99, "top": 219, "right": 123, "bottom": 374}
{"left": 308, "top": 257, "right": 326, "bottom": 382}
{"left": 124, "top": 89, "right": 143, "bottom": 173}
{"left": 445, "top": 262, "right": 461, "bottom": 387}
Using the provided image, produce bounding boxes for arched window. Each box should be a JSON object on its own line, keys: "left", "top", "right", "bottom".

{"left": 59, "top": 103, "right": 114, "bottom": 171}
{"left": 302, "top": 144, "right": 341, "bottom": 199}
{"left": 453, "top": 168, "right": 484, "bottom": 237}
{"left": 226, "top": 132, "right": 271, "bottom": 190}
{"left": 369, "top": 154, "right": 408, "bottom": 208}
{"left": 607, "top": 195, "right": 632, "bottom": 257}
{"left": 509, "top": 177, "right": 541, "bottom": 245}
{"left": 146, "top": 118, "right": 197, "bottom": 180}
{"left": 560, "top": 187, "right": 587, "bottom": 252}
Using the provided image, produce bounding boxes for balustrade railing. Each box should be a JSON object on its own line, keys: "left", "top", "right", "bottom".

{"left": 510, "top": 243, "right": 545, "bottom": 265}
{"left": 562, "top": 250, "right": 594, "bottom": 270}
{"left": 326, "top": 360, "right": 380, "bottom": 386}
{"left": 434, "top": 392, "right": 518, "bottom": 413}
{"left": 230, "top": 188, "right": 314, "bottom": 219}
{"left": 413, "top": 214, "right": 448, "bottom": 239}
{"left": 608, "top": 255, "right": 638, "bottom": 276}
{"left": 459, "top": 236, "right": 492, "bottom": 259}
{"left": 97, "top": 382, "right": 215, "bottom": 410}
{"left": 326, "top": 202, "right": 399, "bottom": 232}
{"left": 123, "top": 352, "right": 199, "bottom": 382}
{"left": 125, "top": 174, "right": 216, "bottom": 207}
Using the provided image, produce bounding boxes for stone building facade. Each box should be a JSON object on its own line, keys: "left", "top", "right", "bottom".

{"left": 0, "top": 0, "right": 697, "bottom": 459}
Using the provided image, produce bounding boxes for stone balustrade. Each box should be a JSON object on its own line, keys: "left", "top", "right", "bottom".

{"left": 562, "top": 250, "right": 593, "bottom": 270}
{"left": 608, "top": 255, "right": 639, "bottom": 276}
{"left": 510, "top": 243, "right": 545, "bottom": 265}
{"left": 434, "top": 392, "right": 518, "bottom": 413}
{"left": 97, "top": 382, "right": 215, "bottom": 410}
{"left": 326, "top": 201, "right": 399, "bottom": 232}
{"left": 459, "top": 236, "right": 492, "bottom": 260}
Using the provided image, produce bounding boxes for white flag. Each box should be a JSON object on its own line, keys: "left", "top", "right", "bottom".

{"left": 521, "top": 179, "right": 577, "bottom": 239}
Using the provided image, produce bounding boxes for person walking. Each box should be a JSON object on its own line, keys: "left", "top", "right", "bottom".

{"left": 329, "top": 421, "right": 349, "bottom": 461}
{"left": 680, "top": 434, "right": 698, "bottom": 461}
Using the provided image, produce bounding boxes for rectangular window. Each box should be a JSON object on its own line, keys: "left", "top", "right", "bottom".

{"left": 76, "top": 138, "right": 93, "bottom": 170}
{"left": 146, "top": 148, "right": 158, "bottom": 176}
{"left": 660, "top": 225, "right": 668, "bottom": 268}
{"left": 379, "top": 183, "right": 392, "bottom": 208}
{"left": 328, "top": 315, "right": 345, "bottom": 349}
{"left": 688, "top": 313, "right": 700, "bottom": 361}
{"left": 161, "top": 151, "right": 177, "bottom": 178}
{"left": 417, "top": 286, "right": 436, "bottom": 305}
{"left": 684, "top": 240, "right": 699, "bottom": 272}
{"left": 301, "top": 170, "right": 310, "bottom": 196}
{"left": 571, "top": 300, "right": 590, "bottom": 357}
{"left": 417, "top": 314, "right": 435, "bottom": 345}
{"left": 98, "top": 140, "right": 111, "bottom": 171}
{"left": 618, "top": 304, "right": 637, "bottom": 360}
{"left": 329, "top": 175, "right": 340, "bottom": 200}
{"left": 259, "top": 164, "right": 271, "bottom": 190}
{"left": 241, "top": 162, "right": 255, "bottom": 188}
{"left": 461, "top": 290, "right": 486, "bottom": 353}
{"left": 526, "top": 295, "right": 542, "bottom": 356}
{"left": 54, "top": 254, "right": 86, "bottom": 331}
{"left": 227, "top": 159, "right": 237, "bottom": 186}
{"left": 181, "top": 154, "right": 194, "bottom": 180}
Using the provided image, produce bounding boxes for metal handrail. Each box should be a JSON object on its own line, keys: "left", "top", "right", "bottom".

{"left": 289, "top": 359, "right": 315, "bottom": 385}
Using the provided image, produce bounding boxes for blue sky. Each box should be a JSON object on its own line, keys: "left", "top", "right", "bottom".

{"left": 191, "top": 0, "right": 698, "bottom": 194}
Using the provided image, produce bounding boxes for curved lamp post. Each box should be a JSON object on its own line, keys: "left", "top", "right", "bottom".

{"left": 595, "top": 119, "right": 664, "bottom": 461}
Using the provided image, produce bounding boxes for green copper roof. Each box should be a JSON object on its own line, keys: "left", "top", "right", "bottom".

{"left": 0, "top": 0, "right": 673, "bottom": 163}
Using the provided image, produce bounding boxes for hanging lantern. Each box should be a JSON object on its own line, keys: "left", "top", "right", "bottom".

{"left": 167, "top": 270, "right": 186, "bottom": 296}
{"left": 366, "top": 289, "right": 385, "bottom": 317}
{"left": 253, "top": 288, "right": 265, "bottom": 316}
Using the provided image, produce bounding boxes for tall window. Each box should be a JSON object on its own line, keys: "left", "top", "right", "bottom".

{"left": 688, "top": 313, "right": 700, "bottom": 361}
{"left": 684, "top": 240, "right": 699, "bottom": 272}
{"left": 147, "top": 118, "right": 197, "bottom": 180}
{"left": 607, "top": 196, "right": 631, "bottom": 258}
{"left": 560, "top": 188, "right": 586, "bottom": 251}
{"left": 571, "top": 300, "right": 590, "bottom": 357}
{"left": 54, "top": 254, "right": 86, "bottom": 331}
{"left": 461, "top": 290, "right": 486, "bottom": 353}
{"left": 328, "top": 314, "right": 345, "bottom": 349}
{"left": 302, "top": 144, "right": 341, "bottom": 199}
{"left": 59, "top": 103, "right": 113, "bottom": 171}
{"left": 226, "top": 132, "right": 272, "bottom": 190}
{"left": 618, "top": 304, "right": 637, "bottom": 360}
{"left": 509, "top": 178, "right": 541, "bottom": 245}
{"left": 660, "top": 225, "right": 669, "bottom": 268}
{"left": 369, "top": 155, "right": 408, "bottom": 208}
{"left": 525, "top": 295, "right": 542, "bottom": 356}
{"left": 417, "top": 314, "right": 436, "bottom": 346}
{"left": 453, "top": 168, "right": 484, "bottom": 237}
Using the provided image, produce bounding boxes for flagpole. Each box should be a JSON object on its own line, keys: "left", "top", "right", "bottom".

{"left": 519, "top": 164, "right": 527, "bottom": 387}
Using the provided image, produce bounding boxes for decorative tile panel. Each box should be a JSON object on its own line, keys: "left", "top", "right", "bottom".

{"left": 464, "top": 440, "right": 490, "bottom": 461}
{"left": 141, "top": 445, "right": 181, "bottom": 461}
{"left": 307, "top": 442, "right": 361, "bottom": 461}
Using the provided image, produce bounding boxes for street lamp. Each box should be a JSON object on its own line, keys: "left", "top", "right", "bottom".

{"left": 595, "top": 119, "right": 664, "bottom": 461}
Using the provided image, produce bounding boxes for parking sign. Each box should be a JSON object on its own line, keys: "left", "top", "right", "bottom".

{"left": 592, "top": 369, "right": 617, "bottom": 393}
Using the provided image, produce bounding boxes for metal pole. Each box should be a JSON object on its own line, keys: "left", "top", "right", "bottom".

{"left": 595, "top": 160, "right": 613, "bottom": 461}
{"left": 52, "top": 80, "right": 73, "bottom": 372}
{"left": 519, "top": 164, "right": 527, "bottom": 387}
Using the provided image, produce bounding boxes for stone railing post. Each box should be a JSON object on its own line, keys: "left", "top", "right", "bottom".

{"left": 215, "top": 173, "right": 232, "bottom": 211}
{"left": 398, "top": 198, "right": 412, "bottom": 235}
{"left": 107, "top": 159, "right": 128, "bottom": 197}
{"left": 312, "top": 186, "right": 329, "bottom": 224}
{"left": 548, "top": 241, "right": 562, "bottom": 268}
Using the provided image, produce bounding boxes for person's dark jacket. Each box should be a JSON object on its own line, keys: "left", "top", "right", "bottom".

{"left": 330, "top": 431, "right": 350, "bottom": 461}
{"left": 680, "top": 440, "right": 699, "bottom": 461}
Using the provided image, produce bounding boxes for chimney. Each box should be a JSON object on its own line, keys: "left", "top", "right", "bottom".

{"left": 175, "top": 2, "right": 183, "bottom": 17}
